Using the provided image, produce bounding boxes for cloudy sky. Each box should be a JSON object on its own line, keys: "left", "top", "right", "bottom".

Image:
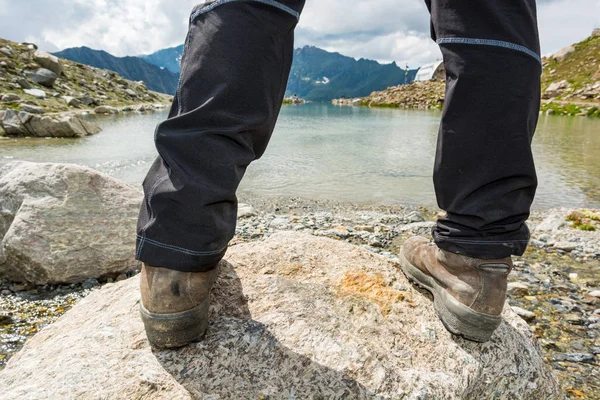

{"left": 0, "top": 0, "right": 598, "bottom": 67}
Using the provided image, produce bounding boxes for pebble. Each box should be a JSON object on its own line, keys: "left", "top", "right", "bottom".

{"left": 551, "top": 353, "right": 595, "bottom": 363}
{"left": 511, "top": 306, "right": 536, "bottom": 321}
{"left": 564, "top": 313, "right": 586, "bottom": 325}
{"left": 81, "top": 279, "right": 99, "bottom": 290}
{"left": 554, "top": 242, "right": 579, "bottom": 252}
{"left": 237, "top": 204, "right": 256, "bottom": 218}
{"left": 507, "top": 282, "right": 530, "bottom": 297}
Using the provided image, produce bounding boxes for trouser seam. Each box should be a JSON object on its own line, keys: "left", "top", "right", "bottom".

{"left": 436, "top": 37, "right": 541, "bottom": 65}
{"left": 136, "top": 235, "right": 227, "bottom": 256}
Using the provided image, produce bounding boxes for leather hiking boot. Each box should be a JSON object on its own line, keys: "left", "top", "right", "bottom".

{"left": 399, "top": 236, "right": 512, "bottom": 342}
{"left": 140, "top": 263, "right": 219, "bottom": 349}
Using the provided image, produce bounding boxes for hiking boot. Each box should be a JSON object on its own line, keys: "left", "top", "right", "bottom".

{"left": 399, "top": 236, "right": 512, "bottom": 342}
{"left": 140, "top": 263, "right": 219, "bottom": 349}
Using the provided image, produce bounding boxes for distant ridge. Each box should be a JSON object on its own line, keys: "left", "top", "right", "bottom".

{"left": 140, "top": 44, "right": 184, "bottom": 74}
{"left": 54, "top": 47, "right": 179, "bottom": 95}
{"left": 141, "top": 44, "right": 418, "bottom": 101}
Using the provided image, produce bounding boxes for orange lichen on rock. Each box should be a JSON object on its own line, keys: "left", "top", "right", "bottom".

{"left": 337, "top": 270, "right": 411, "bottom": 315}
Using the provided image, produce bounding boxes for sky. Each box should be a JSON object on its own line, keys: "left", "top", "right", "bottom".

{"left": 0, "top": 0, "right": 598, "bottom": 68}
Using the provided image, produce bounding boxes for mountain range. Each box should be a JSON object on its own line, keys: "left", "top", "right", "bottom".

{"left": 53, "top": 47, "right": 179, "bottom": 95}
{"left": 56, "top": 45, "right": 417, "bottom": 100}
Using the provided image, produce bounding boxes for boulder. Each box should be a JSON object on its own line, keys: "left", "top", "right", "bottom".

{"left": 592, "top": 28, "right": 600, "bottom": 37}
{"left": 16, "top": 77, "right": 31, "bottom": 89}
{"left": 33, "top": 50, "right": 63, "bottom": 76}
{"left": 24, "top": 68, "right": 57, "bottom": 87}
{"left": 0, "top": 46, "right": 12, "bottom": 56}
{"left": 19, "top": 104, "right": 45, "bottom": 114}
{"left": 79, "top": 93, "right": 95, "bottom": 106}
{"left": 61, "top": 95, "right": 82, "bottom": 107}
{"left": 0, "top": 232, "right": 562, "bottom": 398}
{"left": 24, "top": 114, "right": 102, "bottom": 138}
{"left": 0, "top": 162, "right": 142, "bottom": 284}
{"left": 535, "top": 210, "right": 567, "bottom": 232}
{"left": 94, "top": 105, "right": 120, "bottom": 114}
{"left": 552, "top": 45, "right": 575, "bottom": 63}
{"left": 125, "top": 88, "right": 138, "bottom": 97}
{"left": 23, "top": 88, "right": 46, "bottom": 98}
{"left": 0, "top": 110, "right": 28, "bottom": 135}
{"left": 543, "top": 80, "right": 570, "bottom": 99}
{"left": 1, "top": 93, "right": 20, "bottom": 102}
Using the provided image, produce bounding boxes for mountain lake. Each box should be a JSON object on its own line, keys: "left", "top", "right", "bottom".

{"left": 1, "top": 102, "right": 599, "bottom": 210}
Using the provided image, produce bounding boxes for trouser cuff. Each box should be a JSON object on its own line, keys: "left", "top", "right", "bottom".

{"left": 433, "top": 229, "right": 529, "bottom": 259}
{"left": 136, "top": 235, "right": 225, "bottom": 272}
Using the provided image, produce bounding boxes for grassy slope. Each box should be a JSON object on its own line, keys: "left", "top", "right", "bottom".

{"left": 347, "top": 34, "right": 600, "bottom": 117}
{"left": 542, "top": 35, "right": 600, "bottom": 92}
{"left": 0, "top": 38, "right": 172, "bottom": 114}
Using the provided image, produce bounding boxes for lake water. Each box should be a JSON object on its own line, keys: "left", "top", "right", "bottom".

{"left": 1, "top": 103, "right": 599, "bottom": 209}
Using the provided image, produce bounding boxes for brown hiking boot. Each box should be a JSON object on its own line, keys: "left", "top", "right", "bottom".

{"left": 140, "top": 263, "right": 219, "bottom": 349}
{"left": 399, "top": 236, "right": 512, "bottom": 342}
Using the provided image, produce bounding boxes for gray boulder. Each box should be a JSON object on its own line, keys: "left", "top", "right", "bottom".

{"left": 94, "top": 105, "right": 120, "bottom": 114}
{"left": 0, "top": 162, "right": 142, "bottom": 284}
{"left": 16, "top": 77, "right": 31, "bottom": 89}
{"left": 552, "top": 45, "right": 575, "bottom": 63}
{"left": 1, "top": 93, "right": 20, "bottom": 103}
{"left": 24, "top": 114, "right": 101, "bottom": 138}
{"left": 0, "top": 110, "right": 101, "bottom": 138}
{"left": 33, "top": 50, "right": 63, "bottom": 76}
{"left": 23, "top": 88, "right": 46, "bottom": 98}
{"left": 61, "top": 95, "right": 82, "bottom": 107}
{"left": 24, "top": 68, "right": 57, "bottom": 87}
{"left": 0, "top": 232, "right": 562, "bottom": 399}
{"left": 0, "top": 110, "right": 29, "bottom": 135}
{"left": 79, "top": 93, "right": 95, "bottom": 106}
{"left": 19, "top": 104, "right": 45, "bottom": 114}
{"left": 125, "top": 88, "right": 138, "bottom": 97}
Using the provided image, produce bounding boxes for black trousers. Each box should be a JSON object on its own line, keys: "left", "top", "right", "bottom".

{"left": 136, "top": 0, "right": 541, "bottom": 272}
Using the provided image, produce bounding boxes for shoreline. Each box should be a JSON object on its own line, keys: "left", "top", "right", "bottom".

{"left": 1, "top": 194, "right": 598, "bottom": 396}
{"left": 331, "top": 80, "right": 600, "bottom": 118}
{"left": 0, "top": 102, "right": 170, "bottom": 139}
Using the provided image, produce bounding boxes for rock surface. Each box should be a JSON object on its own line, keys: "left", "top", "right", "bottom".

{"left": 552, "top": 45, "right": 576, "bottom": 62}
{"left": 0, "top": 110, "right": 101, "bottom": 138}
{"left": 0, "top": 232, "right": 562, "bottom": 399}
{"left": 33, "top": 50, "right": 63, "bottom": 76}
{"left": 0, "top": 162, "right": 142, "bottom": 284}
{"left": 24, "top": 68, "right": 57, "bottom": 87}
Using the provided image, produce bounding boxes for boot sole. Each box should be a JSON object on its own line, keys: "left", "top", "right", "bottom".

{"left": 140, "top": 297, "right": 210, "bottom": 349}
{"left": 399, "top": 249, "right": 501, "bottom": 343}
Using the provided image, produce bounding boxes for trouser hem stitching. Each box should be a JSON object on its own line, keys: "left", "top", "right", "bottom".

{"left": 136, "top": 234, "right": 226, "bottom": 257}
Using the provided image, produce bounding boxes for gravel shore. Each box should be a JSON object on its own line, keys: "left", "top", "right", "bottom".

{"left": 1, "top": 196, "right": 598, "bottom": 397}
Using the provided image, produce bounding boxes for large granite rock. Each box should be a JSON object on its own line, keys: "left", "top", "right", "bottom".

{"left": 24, "top": 68, "right": 57, "bottom": 87}
{"left": 552, "top": 45, "right": 575, "bottom": 63}
{"left": 0, "top": 162, "right": 142, "bottom": 284}
{"left": 33, "top": 50, "right": 63, "bottom": 76}
{"left": 0, "top": 110, "right": 101, "bottom": 137}
{"left": 0, "top": 232, "right": 562, "bottom": 399}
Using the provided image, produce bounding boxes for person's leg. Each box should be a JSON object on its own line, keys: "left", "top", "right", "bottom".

{"left": 429, "top": 0, "right": 541, "bottom": 258}
{"left": 400, "top": 0, "right": 541, "bottom": 342}
{"left": 137, "top": 0, "right": 305, "bottom": 272}
{"left": 137, "top": 0, "right": 305, "bottom": 348}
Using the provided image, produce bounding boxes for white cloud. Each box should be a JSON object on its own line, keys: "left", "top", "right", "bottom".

{"left": 0, "top": 0, "right": 598, "bottom": 66}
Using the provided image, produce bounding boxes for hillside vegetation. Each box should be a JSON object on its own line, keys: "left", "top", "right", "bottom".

{"left": 337, "top": 30, "right": 600, "bottom": 117}
{"left": 0, "top": 38, "right": 172, "bottom": 115}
